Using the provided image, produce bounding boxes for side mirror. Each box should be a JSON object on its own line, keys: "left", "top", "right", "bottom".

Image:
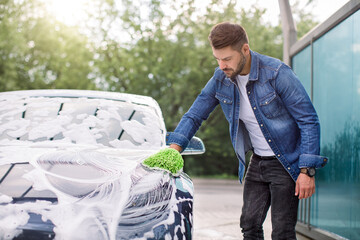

{"left": 182, "top": 136, "right": 205, "bottom": 155}
{"left": 165, "top": 133, "right": 205, "bottom": 155}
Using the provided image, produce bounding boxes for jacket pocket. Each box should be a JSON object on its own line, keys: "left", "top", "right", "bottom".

{"left": 215, "top": 93, "right": 233, "bottom": 121}
{"left": 259, "top": 92, "right": 283, "bottom": 118}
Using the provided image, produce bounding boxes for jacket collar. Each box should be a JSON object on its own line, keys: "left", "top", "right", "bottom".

{"left": 249, "top": 50, "right": 259, "bottom": 82}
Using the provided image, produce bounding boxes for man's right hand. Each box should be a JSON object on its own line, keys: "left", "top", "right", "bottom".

{"left": 169, "top": 144, "right": 182, "bottom": 152}
{"left": 295, "top": 173, "right": 315, "bottom": 199}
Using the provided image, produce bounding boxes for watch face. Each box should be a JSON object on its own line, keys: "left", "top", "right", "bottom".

{"left": 308, "top": 168, "right": 316, "bottom": 177}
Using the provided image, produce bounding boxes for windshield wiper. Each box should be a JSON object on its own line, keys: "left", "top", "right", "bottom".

{"left": 118, "top": 110, "right": 136, "bottom": 140}
{"left": 0, "top": 162, "right": 34, "bottom": 198}
{"left": 49, "top": 103, "right": 64, "bottom": 141}
{"left": 0, "top": 163, "right": 15, "bottom": 184}
{"left": 16, "top": 103, "right": 27, "bottom": 140}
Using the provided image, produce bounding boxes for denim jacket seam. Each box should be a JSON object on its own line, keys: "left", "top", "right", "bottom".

{"left": 215, "top": 92, "right": 232, "bottom": 100}
{"left": 260, "top": 63, "right": 282, "bottom": 72}
{"left": 215, "top": 75, "right": 232, "bottom": 86}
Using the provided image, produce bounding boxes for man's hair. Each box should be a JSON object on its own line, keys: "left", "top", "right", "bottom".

{"left": 208, "top": 22, "right": 249, "bottom": 52}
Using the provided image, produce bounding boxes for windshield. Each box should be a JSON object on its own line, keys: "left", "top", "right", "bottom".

{"left": 0, "top": 95, "right": 165, "bottom": 148}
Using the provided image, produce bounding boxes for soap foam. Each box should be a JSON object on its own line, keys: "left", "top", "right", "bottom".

{"left": 0, "top": 148, "right": 189, "bottom": 239}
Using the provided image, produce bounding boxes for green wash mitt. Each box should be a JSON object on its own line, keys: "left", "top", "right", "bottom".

{"left": 142, "top": 148, "right": 184, "bottom": 175}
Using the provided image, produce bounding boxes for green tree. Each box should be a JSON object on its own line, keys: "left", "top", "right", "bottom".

{"left": 0, "top": 0, "right": 96, "bottom": 91}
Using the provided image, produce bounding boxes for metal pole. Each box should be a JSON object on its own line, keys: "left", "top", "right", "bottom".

{"left": 307, "top": 198, "right": 311, "bottom": 228}
{"left": 278, "top": 0, "right": 297, "bottom": 66}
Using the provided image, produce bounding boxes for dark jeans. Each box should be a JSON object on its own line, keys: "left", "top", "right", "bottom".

{"left": 240, "top": 154, "right": 299, "bottom": 240}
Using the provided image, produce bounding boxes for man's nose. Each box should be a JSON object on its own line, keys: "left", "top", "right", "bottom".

{"left": 219, "top": 60, "right": 227, "bottom": 70}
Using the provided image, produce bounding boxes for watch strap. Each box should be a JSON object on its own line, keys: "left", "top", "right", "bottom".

{"left": 300, "top": 168, "right": 315, "bottom": 177}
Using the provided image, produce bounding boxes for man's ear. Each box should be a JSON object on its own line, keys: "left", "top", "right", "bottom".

{"left": 242, "top": 43, "right": 250, "bottom": 55}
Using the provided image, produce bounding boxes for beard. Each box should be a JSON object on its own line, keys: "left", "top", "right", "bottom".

{"left": 223, "top": 52, "right": 246, "bottom": 80}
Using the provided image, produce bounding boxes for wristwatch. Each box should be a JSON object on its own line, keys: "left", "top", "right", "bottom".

{"left": 300, "top": 168, "right": 316, "bottom": 177}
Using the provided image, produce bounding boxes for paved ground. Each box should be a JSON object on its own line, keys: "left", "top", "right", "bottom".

{"left": 192, "top": 178, "right": 310, "bottom": 240}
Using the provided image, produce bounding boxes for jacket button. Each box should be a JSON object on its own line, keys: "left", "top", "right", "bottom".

{"left": 260, "top": 124, "right": 263, "bottom": 127}
{"left": 277, "top": 154, "right": 281, "bottom": 157}
{"left": 253, "top": 107, "right": 256, "bottom": 110}
{"left": 248, "top": 91, "right": 250, "bottom": 95}
{"left": 288, "top": 167, "right": 291, "bottom": 170}
{"left": 268, "top": 139, "right": 271, "bottom": 142}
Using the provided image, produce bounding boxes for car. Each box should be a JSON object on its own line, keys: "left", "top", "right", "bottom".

{"left": 0, "top": 89, "right": 205, "bottom": 240}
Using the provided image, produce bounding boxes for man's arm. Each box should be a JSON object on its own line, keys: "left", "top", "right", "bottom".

{"left": 167, "top": 76, "right": 219, "bottom": 151}
{"left": 275, "top": 64, "right": 327, "bottom": 199}
{"left": 275, "top": 64, "right": 327, "bottom": 168}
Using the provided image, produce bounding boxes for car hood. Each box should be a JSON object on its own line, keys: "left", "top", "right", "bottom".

{"left": 0, "top": 140, "right": 193, "bottom": 239}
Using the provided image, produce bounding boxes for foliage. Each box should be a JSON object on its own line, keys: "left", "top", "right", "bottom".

{"left": 0, "top": 0, "right": 96, "bottom": 91}
{"left": 291, "top": 0, "right": 319, "bottom": 38}
{"left": 0, "top": 0, "right": 319, "bottom": 177}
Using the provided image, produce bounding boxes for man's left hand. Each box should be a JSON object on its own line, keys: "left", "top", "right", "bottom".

{"left": 295, "top": 174, "right": 315, "bottom": 199}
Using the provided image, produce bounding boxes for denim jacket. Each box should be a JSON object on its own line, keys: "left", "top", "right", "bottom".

{"left": 167, "top": 50, "right": 328, "bottom": 182}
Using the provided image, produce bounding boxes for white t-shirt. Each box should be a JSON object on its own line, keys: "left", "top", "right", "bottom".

{"left": 236, "top": 75, "right": 275, "bottom": 156}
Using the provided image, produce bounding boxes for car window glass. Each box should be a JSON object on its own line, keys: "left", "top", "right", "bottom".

{"left": 0, "top": 96, "right": 165, "bottom": 148}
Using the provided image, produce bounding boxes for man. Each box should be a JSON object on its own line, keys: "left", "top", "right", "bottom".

{"left": 167, "top": 22, "right": 328, "bottom": 239}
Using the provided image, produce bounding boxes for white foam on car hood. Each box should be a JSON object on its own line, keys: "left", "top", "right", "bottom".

{"left": 0, "top": 144, "right": 192, "bottom": 240}
{"left": 0, "top": 92, "right": 192, "bottom": 239}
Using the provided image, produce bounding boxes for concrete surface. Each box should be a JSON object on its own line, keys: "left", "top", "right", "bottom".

{"left": 192, "top": 178, "right": 310, "bottom": 240}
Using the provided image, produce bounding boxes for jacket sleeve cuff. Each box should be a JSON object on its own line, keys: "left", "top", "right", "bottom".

{"left": 298, "top": 154, "right": 329, "bottom": 169}
{"left": 166, "top": 132, "right": 190, "bottom": 152}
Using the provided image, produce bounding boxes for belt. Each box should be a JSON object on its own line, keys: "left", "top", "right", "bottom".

{"left": 252, "top": 153, "right": 277, "bottom": 160}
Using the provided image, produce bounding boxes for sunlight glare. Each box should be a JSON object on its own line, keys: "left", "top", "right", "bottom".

{"left": 44, "top": 0, "right": 88, "bottom": 26}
